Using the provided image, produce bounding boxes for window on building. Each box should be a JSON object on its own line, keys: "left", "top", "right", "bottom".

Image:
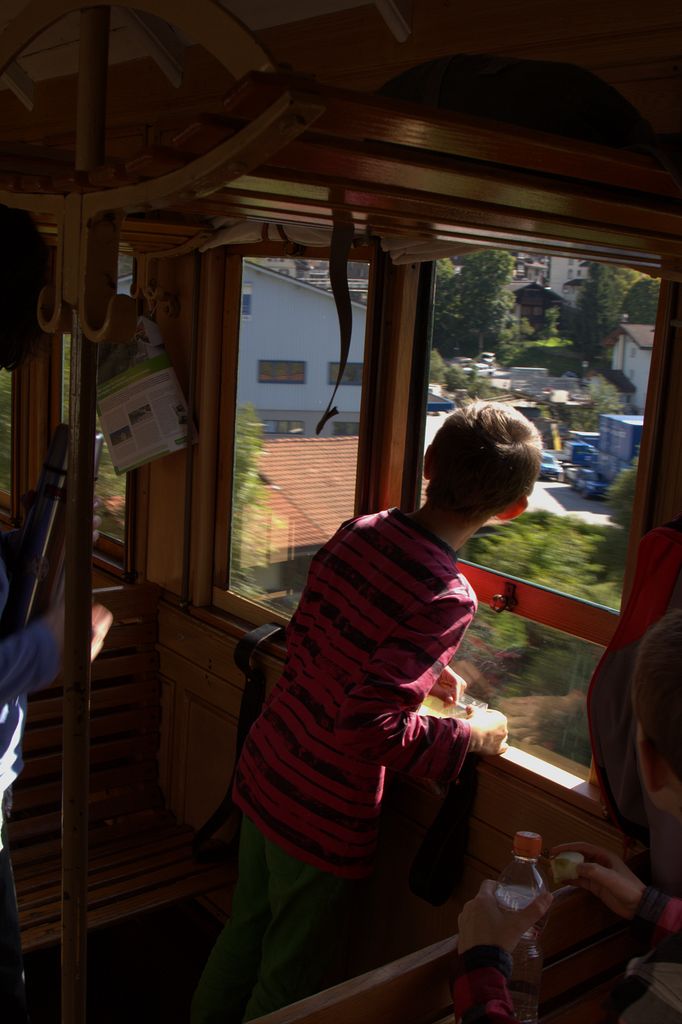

{"left": 258, "top": 360, "right": 306, "bottom": 384}
{"left": 332, "top": 421, "right": 359, "bottom": 436}
{"left": 242, "top": 284, "right": 252, "bottom": 320}
{"left": 429, "top": 250, "right": 654, "bottom": 778}
{"left": 262, "top": 419, "right": 305, "bottom": 435}
{"left": 328, "top": 362, "right": 363, "bottom": 385}
{"left": 216, "top": 254, "right": 370, "bottom": 618}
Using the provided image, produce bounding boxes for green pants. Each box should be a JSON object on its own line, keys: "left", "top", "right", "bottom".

{"left": 191, "top": 816, "right": 355, "bottom": 1024}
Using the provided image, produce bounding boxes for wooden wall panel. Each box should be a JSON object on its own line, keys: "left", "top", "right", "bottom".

{"left": 157, "top": 602, "right": 281, "bottom": 829}
{"left": 158, "top": 674, "right": 175, "bottom": 803}
{"left": 143, "top": 254, "right": 197, "bottom": 593}
{"left": 349, "top": 756, "right": 626, "bottom": 977}
{"left": 155, "top": 596, "right": 631, "bottom": 979}
{"left": 178, "top": 693, "right": 236, "bottom": 830}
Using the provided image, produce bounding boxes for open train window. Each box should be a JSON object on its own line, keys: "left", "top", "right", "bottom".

{"left": 214, "top": 253, "right": 370, "bottom": 618}
{"left": 424, "top": 249, "right": 658, "bottom": 778}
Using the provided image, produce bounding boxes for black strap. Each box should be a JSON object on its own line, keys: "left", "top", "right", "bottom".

{"left": 408, "top": 755, "right": 478, "bottom": 906}
{"left": 192, "top": 622, "right": 285, "bottom": 861}
{"left": 315, "top": 218, "right": 355, "bottom": 435}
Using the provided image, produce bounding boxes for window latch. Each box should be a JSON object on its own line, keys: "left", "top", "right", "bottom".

{"left": 490, "top": 582, "right": 518, "bottom": 614}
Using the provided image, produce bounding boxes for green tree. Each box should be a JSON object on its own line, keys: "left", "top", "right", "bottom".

{"left": 608, "top": 461, "right": 638, "bottom": 532}
{"left": 496, "top": 317, "right": 535, "bottom": 365}
{"left": 431, "top": 259, "right": 459, "bottom": 355}
{"left": 573, "top": 263, "right": 639, "bottom": 359}
{"left": 231, "top": 404, "right": 268, "bottom": 594}
{"left": 622, "top": 277, "right": 660, "bottom": 324}
{"left": 449, "top": 249, "right": 515, "bottom": 357}
{"left": 429, "top": 347, "right": 446, "bottom": 385}
{"left": 444, "top": 365, "right": 470, "bottom": 391}
{"left": 433, "top": 250, "right": 515, "bottom": 358}
{"left": 539, "top": 305, "right": 561, "bottom": 339}
{"left": 568, "top": 376, "right": 622, "bottom": 431}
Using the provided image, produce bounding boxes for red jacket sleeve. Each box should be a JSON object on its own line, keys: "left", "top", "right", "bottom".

{"left": 452, "top": 946, "right": 518, "bottom": 1024}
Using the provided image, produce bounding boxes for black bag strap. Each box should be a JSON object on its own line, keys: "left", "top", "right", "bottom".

{"left": 315, "top": 217, "right": 355, "bottom": 435}
{"left": 192, "top": 622, "right": 285, "bottom": 861}
{"left": 408, "top": 755, "right": 478, "bottom": 906}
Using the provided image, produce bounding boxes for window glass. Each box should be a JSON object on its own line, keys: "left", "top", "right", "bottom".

{"left": 0, "top": 369, "right": 12, "bottom": 501}
{"left": 453, "top": 604, "right": 600, "bottom": 776}
{"left": 229, "top": 256, "right": 368, "bottom": 614}
{"left": 428, "top": 249, "right": 659, "bottom": 772}
{"left": 431, "top": 250, "right": 656, "bottom": 611}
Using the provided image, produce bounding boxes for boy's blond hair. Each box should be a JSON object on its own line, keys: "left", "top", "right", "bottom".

{"left": 633, "top": 608, "right": 682, "bottom": 783}
{"left": 426, "top": 400, "right": 542, "bottom": 521}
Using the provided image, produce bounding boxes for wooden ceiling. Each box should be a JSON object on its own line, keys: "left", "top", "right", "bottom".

{"left": 0, "top": 1, "right": 680, "bottom": 266}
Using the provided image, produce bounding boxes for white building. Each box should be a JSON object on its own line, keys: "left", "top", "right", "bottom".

{"left": 548, "top": 256, "right": 590, "bottom": 307}
{"left": 238, "top": 261, "right": 368, "bottom": 437}
{"left": 605, "top": 322, "right": 654, "bottom": 413}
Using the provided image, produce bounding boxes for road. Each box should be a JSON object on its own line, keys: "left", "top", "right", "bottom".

{"left": 528, "top": 479, "right": 615, "bottom": 526}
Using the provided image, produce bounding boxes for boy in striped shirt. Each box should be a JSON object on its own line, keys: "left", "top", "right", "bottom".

{"left": 193, "top": 400, "right": 543, "bottom": 1024}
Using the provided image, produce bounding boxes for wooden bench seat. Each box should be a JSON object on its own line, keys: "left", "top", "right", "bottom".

{"left": 244, "top": 887, "right": 639, "bottom": 1024}
{"left": 8, "top": 582, "right": 233, "bottom": 952}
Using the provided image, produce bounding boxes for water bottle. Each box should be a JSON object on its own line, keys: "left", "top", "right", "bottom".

{"left": 495, "top": 830, "right": 548, "bottom": 1024}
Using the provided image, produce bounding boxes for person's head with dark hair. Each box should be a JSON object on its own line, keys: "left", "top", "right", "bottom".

{"left": 0, "top": 205, "right": 48, "bottom": 371}
{"left": 632, "top": 608, "right": 682, "bottom": 818}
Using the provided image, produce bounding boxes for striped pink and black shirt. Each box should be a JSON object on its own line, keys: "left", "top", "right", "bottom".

{"left": 234, "top": 508, "right": 477, "bottom": 879}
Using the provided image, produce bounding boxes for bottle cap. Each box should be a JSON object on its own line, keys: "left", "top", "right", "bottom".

{"left": 512, "top": 831, "right": 542, "bottom": 858}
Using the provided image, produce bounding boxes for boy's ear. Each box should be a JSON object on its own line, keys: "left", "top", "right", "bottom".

{"left": 495, "top": 495, "right": 528, "bottom": 522}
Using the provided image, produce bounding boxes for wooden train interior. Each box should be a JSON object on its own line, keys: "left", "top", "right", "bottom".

{"left": 0, "top": 1, "right": 681, "bottom": 1021}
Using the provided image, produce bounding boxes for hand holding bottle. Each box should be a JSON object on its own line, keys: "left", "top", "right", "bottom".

{"left": 428, "top": 665, "right": 467, "bottom": 706}
{"left": 457, "top": 878, "right": 552, "bottom": 953}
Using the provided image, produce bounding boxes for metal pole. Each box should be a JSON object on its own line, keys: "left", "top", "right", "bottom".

{"left": 62, "top": 9, "right": 109, "bottom": 1024}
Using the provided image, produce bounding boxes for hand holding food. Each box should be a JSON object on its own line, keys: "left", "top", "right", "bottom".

{"left": 550, "top": 850, "right": 584, "bottom": 883}
{"left": 550, "top": 842, "right": 645, "bottom": 919}
{"left": 467, "top": 707, "right": 509, "bottom": 756}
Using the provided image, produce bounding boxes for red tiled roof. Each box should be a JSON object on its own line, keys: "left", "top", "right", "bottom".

{"left": 259, "top": 436, "right": 359, "bottom": 553}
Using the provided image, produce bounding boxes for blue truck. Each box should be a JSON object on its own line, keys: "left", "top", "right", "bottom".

{"left": 597, "top": 414, "right": 643, "bottom": 482}
{"left": 563, "top": 440, "right": 598, "bottom": 488}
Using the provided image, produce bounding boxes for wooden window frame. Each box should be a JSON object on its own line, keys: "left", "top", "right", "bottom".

{"left": 211, "top": 243, "right": 375, "bottom": 614}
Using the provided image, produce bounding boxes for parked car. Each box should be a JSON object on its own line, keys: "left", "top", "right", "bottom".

{"left": 539, "top": 451, "right": 563, "bottom": 481}
{"left": 574, "top": 468, "right": 609, "bottom": 499}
